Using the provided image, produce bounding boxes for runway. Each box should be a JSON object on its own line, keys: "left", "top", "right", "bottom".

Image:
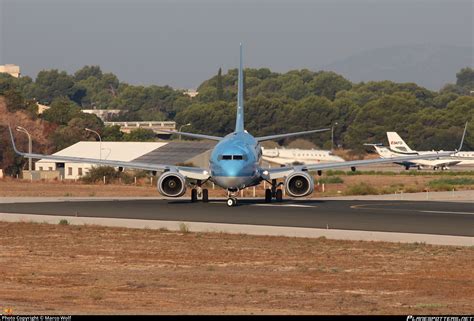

{"left": 0, "top": 198, "right": 473, "bottom": 237}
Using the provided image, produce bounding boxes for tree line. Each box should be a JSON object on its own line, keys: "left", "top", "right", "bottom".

{"left": 0, "top": 64, "right": 473, "bottom": 174}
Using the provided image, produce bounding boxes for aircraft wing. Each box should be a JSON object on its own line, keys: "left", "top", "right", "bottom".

{"left": 8, "top": 126, "right": 210, "bottom": 180}
{"left": 255, "top": 128, "right": 330, "bottom": 142}
{"left": 264, "top": 151, "right": 453, "bottom": 180}
{"left": 158, "top": 129, "right": 223, "bottom": 141}
{"left": 412, "top": 159, "right": 462, "bottom": 168}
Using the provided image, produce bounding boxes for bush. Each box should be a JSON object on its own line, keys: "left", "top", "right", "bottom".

{"left": 179, "top": 223, "right": 190, "bottom": 234}
{"left": 81, "top": 166, "right": 134, "bottom": 184}
{"left": 59, "top": 219, "right": 69, "bottom": 225}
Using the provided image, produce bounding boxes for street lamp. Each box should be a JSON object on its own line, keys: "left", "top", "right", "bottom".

{"left": 178, "top": 123, "right": 191, "bottom": 141}
{"left": 85, "top": 128, "right": 102, "bottom": 160}
{"left": 16, "top": 126, "right": 32, "bottom": 171}
{"left": 331, "top": 122, "right": 338, "bottom": 152}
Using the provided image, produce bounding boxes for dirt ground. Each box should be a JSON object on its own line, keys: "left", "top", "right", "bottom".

{"left": 0, "top": 175, "right": 447, "bottom": 198}
{"left": 0, "top": 221, "right": 472, "bottom": 315}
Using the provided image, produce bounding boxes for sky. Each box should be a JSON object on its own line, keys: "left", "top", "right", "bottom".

{"left": 0, "top": 0, "right": 472, "bottom": 89}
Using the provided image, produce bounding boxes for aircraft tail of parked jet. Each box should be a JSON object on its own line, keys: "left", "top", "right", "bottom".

{"left": 387, "top": 132, "right": 415, "bottom": 153}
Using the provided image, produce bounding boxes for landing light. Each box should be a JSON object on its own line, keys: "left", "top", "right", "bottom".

{"left": 263, "top": 170, "right": 269, "bottom": 175}
{"left": 203, "top": 170, "right": 209, "bottom": 176}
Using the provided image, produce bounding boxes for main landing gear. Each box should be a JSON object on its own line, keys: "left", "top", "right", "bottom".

{"left": 265, "top": 179, "right": 283, "bottom": 203}
{"left": 191, "top": 180, "right": 209, "bottom": 203}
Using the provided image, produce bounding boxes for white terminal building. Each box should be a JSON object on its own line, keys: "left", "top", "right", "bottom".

{"left": 36, "top": 142, "right": 165, "bottom": 179}
{"left": 34, "top": 141, "right": 215, "bottom": 180}
{"left": 0, "top": 64, "right": 21, "bottom": 78}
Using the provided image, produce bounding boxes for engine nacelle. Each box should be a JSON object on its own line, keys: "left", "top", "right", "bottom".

{"left": 157, "top": 172, "right": 186, "bottom": 197}
{"left": 284, "top": 171, "right": 314, "bottom": 197}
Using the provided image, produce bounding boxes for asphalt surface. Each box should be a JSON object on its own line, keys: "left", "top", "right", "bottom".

{"left": 0, "top": 199, "right": 473, "bottom": 237}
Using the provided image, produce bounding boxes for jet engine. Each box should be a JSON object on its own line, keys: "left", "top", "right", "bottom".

{"left": 284, "top": 171, "right": 314, "bottom": 197}
{"left": 157, "top": 172, "right": 186, "bottom": 197}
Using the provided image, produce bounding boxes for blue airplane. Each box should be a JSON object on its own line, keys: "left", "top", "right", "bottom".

{"left": 9, "top": 44, "right": 454, "bottom": 206}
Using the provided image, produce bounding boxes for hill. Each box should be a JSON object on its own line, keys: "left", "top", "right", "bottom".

{"left": 324, "top": 44, "right": 473, "bottom": 90}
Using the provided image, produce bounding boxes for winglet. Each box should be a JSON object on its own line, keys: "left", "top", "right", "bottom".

{"left": 457, "top": 122, "right": 468, "bottom": 152}
{"left": 8, "top": 125, "right": 23, "bottom": 155}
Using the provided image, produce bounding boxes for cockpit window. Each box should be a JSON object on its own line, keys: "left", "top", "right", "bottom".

{"left": 218, "top": 154, "right": 246, "bottom": 160}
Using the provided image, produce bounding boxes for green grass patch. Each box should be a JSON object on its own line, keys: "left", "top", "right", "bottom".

{"left": 344, "top": 182, "right": 378, "bottom": 195}
{"left": 428, "top": 177, "right": 474, "bottom": 190}
{"left": 324, "top": 169, "right": 474, "bottom": 177}
{"left": 429, "top": 177, "right": 474, "bottom": 186}
{"left": 318, "top": 176, "right": 344, "bottom": 184}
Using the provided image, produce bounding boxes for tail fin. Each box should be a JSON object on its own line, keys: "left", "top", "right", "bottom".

{"left": 235, "top": 43, "right": 244, "bottom": 132}
{"left": 387, "top": 132, "right": 414, "bottom": 153}
{"left": 457, "top": 121, "right": 468, "bottom": 151}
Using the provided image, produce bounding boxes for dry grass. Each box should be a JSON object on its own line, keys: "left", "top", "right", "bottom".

{"left": 0, "top": 221, "right": 472, "bottom": 314}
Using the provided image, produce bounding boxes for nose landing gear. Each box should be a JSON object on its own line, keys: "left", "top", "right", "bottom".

{"left": 226, "top": 197, "right": 237, "bottom": 207}
{"left": 226, "top": 190, "right": 239, "bottom": 207}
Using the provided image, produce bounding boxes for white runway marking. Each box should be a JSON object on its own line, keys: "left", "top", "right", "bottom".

{"left": 420, "top": 210, "right": 474, "bottom": 216}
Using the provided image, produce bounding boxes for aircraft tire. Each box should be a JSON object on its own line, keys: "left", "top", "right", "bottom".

{"left": 202, "top": 189, "right": 209, "bottom": 202}
{"left": 265, "top": 189, "right": 272, "bottom": 203}
{"left": 226, "top": 197, "right": 236, "bottom": 207}
{"left": 191, "top": 189, "right": 198, "bottom": 202}
{"left": 276, "top": 189, "right": 283, "bottom": 202}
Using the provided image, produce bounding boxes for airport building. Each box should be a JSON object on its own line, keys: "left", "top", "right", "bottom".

{"left": 0, "top": 64, "right": 21, "bottom": 78}
{"left": 82, "top": 109, "right": 122, "bottom": 121}
{"left": 104, "top": 121, "right": 176, "bottom": 137}
{"left": 33, "top": 141, "right": 215, "bottom": 180}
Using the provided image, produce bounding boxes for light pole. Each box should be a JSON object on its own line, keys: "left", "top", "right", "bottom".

{"left": 16, "top": 126, "right": 32, "bottom": 171}
{"left": 85, "top": 128, "right": 102, "bottom": 160}
{"left": 331, "top": 122, "right": 338, "bottom": 151}
{"left": 178, "top": 123, "right": 191, "bottom": 141}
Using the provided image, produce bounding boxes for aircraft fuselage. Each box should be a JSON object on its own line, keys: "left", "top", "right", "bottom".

{"left": 209, "top": 131, "right": 262, "bottom": 190}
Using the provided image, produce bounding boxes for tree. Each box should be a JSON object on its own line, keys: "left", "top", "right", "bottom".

{"left": 42, "top": 97, "right": 82, "bottom": 125}
{"left": 102, "top": 125, "right": 124, "bottom": 141}
{"left": 456, "top": 67, "right": 474, "bottom": 89}
{"left": 175, "top": 101, "right": 235, "bottom": 136}
{"left": 216, "top": 68, "right": 224, "bottom": 100}
{"left": 31, "top": 70, "right": 77, "bottom": 104}
{"left": 309, "top": 71, "right": 352, "bottom": 100}
{"left": 49, "top": 112, "right": 103, "bottom": 151}
{"left": 74, "top": 65, "right": 103, "bottom": 81}
{"left": 124, "top": 128, "right": 156, "bottom": 141}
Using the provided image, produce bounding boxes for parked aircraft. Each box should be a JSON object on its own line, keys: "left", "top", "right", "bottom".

{"left": 366, "top": 127, "right": 472, "bottom": 170}
{"left": 9, "top": 45, "right": 455, "bottom": 206}
{"left": 262, "top": 147, "right": 345, "bottom": 166}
